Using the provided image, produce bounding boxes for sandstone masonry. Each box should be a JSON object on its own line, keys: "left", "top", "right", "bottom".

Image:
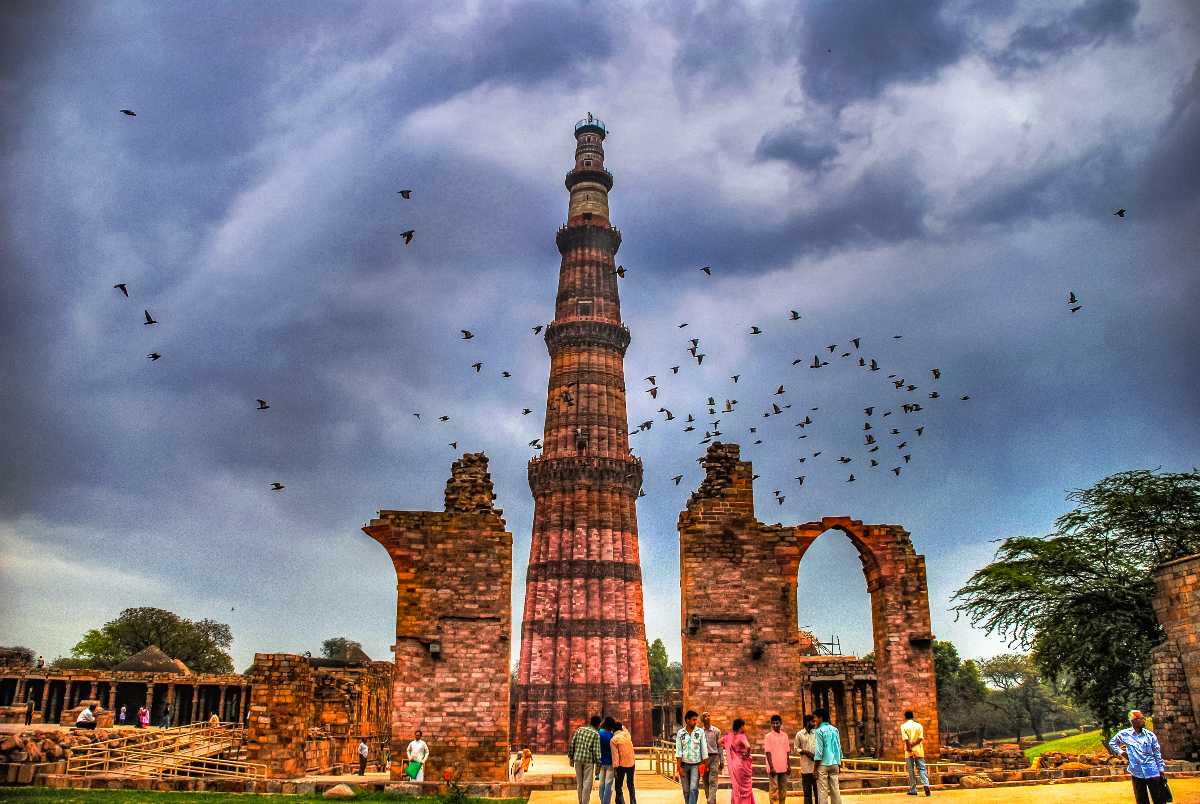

{"left": 1152, "top": 552, "right": 1200, "bottom": 760}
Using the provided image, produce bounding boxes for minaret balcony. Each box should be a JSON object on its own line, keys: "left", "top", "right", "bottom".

{"left": 528, "top": 454, "right": 643, "bottom": 495}
{"left": 565, "top": 168, "right": 614, "bottom": 192}
{"left": 544, "top": 319, "right": 631, "bottom": 356}
{"left": 555, "top": 223, "right": 622, "bottom": 255}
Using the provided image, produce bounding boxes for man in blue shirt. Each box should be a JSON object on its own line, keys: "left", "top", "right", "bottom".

{"left": 599, "top": 716, "right": 617, "bottom": 804}
{"left": 811, "top": 708, "right": 843, "bottom": 804}
{"left": 1107, "top": 709, "right": 1168, "bottom": 804}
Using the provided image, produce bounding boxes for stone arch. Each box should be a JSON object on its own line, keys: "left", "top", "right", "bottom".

{"left": 678, "top": 445, "right": 938, "bottom": 760}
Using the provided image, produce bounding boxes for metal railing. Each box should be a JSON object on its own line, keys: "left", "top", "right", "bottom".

{"left": 66, "top": 722, "right": 266, "bottom": 780}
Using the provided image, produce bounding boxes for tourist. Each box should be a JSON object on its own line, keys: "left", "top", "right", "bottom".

{"left": 675, "top": 709, "right": 709, "bottom": 804}
{"left": 118, "top": 705, "right": 126, "bottom": 726}
{"left": 763, "top": 714, "right": 790, "bottom": 804}
{"left": 137, "top": 705, "right": 148, "bottom": 728}
{"left": 1107, "top": 709, "right": 1169, "bottom": 804}
{"left": 793, "top": 714, "right": 818, "bottom": 804}
{"left": 521, "top": 746, "right": 534, "bottom": 776}
{"left": 358, "top": 737, "right": 370, "bottom": 776}
{"left": 36, "top": 656, "right": 44, "bottom": 670}
{"left": 23, "top": 697, "right": 34, "bottom": 726}
{"left": 611, "top": 721, "right": 637, "bottom": 804}
{"left": 406, "top": 729, "right": 429, "bottom": 781}
{"left": 700, "top": 712, "right": 724, "bottom": 804}
{"left": 901, "top": 710, "right": 930, "bottom": 797}
{"left": 719, "top": 718, "right": 754, "bottom": 804}
{"left": 568, "top": 715, "right": 602, "bottom": 804}
{"left": 599, "top": 716, "right": 617, "bottom": 804}
{"left": 75, "top": 703, "right": 97, "bottom": 730}
{"left": 208, "top": 711, "right": 220, "bottom": 727}
{"left": 811, "top": 708, "right": 843, "bottom": 804}
{"left": 160, "top": 704, "right": 172, "bottom": 729}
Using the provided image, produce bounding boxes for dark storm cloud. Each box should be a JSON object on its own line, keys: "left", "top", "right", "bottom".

{"left": 794, "top": 0, "right": 967, "bottom": 106}
{"left": 1133, "top": 60, "right": 1200, "bottom": 215}
{"left": 992, "top": 0, "right": 1139, "bottom": 73}
{"left": 754, "top": 123, "right": 842, "bottom": 172}
{"left": 669, "top": 1, "right": 787, "bottom": 95}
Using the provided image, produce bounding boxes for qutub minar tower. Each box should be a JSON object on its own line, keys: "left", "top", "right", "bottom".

{"left": 515, "top": 115, "right": 653, "bottom": 750}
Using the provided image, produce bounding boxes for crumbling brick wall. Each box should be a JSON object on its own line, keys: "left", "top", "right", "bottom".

{"left": 679, "top": 443, "right": 938, "bottom": 760}
{"left": 1152, "top": 553, "right": 1200, "bottom": 760}
{"left": 362, "top": 452, "right": 512, "bottom": 781}
{"left": 245, "top": 654, "right": 315, "bottom": 778}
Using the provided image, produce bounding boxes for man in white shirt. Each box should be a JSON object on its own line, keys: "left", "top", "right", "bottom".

{"left": 358, "top": 738, "right": 370, "bottom": 776}
{"left": 75, "top": 704, "right": 97, "bottom": 730}
{"left": 793, "top": 714, "right": 818, "bottom": 804}
{"left": 901, "top": 711, "right": 929, "bottom": 797}
{"left": 407, "top": 730, "right": 429, "bottom": 781}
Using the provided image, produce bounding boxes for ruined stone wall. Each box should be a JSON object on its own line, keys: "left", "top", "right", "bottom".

{"left": 679, "top": 442, "right": 938, "bottom": 761}
{"left": 363, "top": 452, "right": 512, "bottom": 781}
{"left": 245, "top": 654, "right": 315, "bottom": 779}
{"left": 1152, "top": 553, "right": 1200, "bottom": 760}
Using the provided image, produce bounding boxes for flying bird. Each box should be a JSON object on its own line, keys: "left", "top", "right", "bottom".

{"left": 960, "top": 395, "right": 971, "bottom": 401}
{"left": 777, "top": 495, "right": 785, "bottom": 505}
{"left": 837, "top": 456, "right": 852, "bottom": 464}
{"left": 789, "top": 310, "right": 801, "bottom": 320}
{"left": 532, "top": 325, "right": 543, "bottom": 334}
{"left": 696, "top": 353, "right": 705, "bottom": 365}
{"left": 892, "top": 467, "right": 902, "bottom": 476}
{"left": 120, "top": 109, "right": 136, "bottom": 116}
{"left": 846, "top": 474, "right": 855, "bottom": 482}
{"left": 645, "top": 376, "right": 656, "bottom": 385}
{"left": 461, "top": 330, "right": 474, "bottom": 339}
{"left": 146, "top": 352, "right": 160, "bottom": 361}
{"left": 850, "top": 337, "right": 861, "bottom": 349}
{"left": 256, "top": 399, "right": 270, "bottom": 410}
{"left": 401, "top": 230, "right": 415, "bottom": 244}
{"left": 915, "top": 426, "right": 924, "bottom": 436}
{"left": 143, "top": 310, "right": 157, "bottom": 325}
{"left": 614, "top": 265, "right": 627, "bottom": 278}
{"left": 522, "top": 408, "right": 532, "bottom": 415}
{"left": 749, "top": 326, "right": 763, "bottom": 335}
{"left": 501, "top": 371, "right": 511, "bottom": 378}
{"left": 1070, "top": 305, "right": 1083, "bottom": 313}
{"left": 471, "top": 362, "right": 483, "bottom": 372}
{"left": 678, "top": 322, "right": 688, "bottom": 328}
{"left": 774, "top": 385, "right": 785, "bottom": 395}
{"left": 1068, "top": 291, "right": 1077, "bottom": 304}
{"left": 270, "top": 482, "right": 285, "bottom": 491}
{"left": 1113, "top": 208, "right": 1126, "bottom": 218}
{"left": 113, "top": 283, "right": 128, "bottom": 297}
{"left": 672, "top": 475, "right": 683, "bottom": 485}
{"left": 438, "top": 415, "right": 450, "bottom": 422}
{"left": 931, "top": 368, "right": 941, "bottom": 379}
{"left": 826, "top": 344, "right": 837, "bottom": 353}
{"left": 671, "top": 366, "right": 680, "bottom": 374}
{"left": 450, "top": 441, "right": 459, "bottom": 450}
{"left": 412, "top": 413, "right": 421, "bottom": 419}
{"left": 529, "top": 439, "right": 542, "bottom": 448}
{"left": 700, "top": 266, "right": 712, "bottom": 275}
{"left": 398, "top": 189, "right": 412, "bottom": 199}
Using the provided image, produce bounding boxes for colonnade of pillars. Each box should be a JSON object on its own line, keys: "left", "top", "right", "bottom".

{"left": 803, "top": 679, "right": 881, "bottom": 757}
{"left": 3, "top": 676, "right": 253, "bottom": 727}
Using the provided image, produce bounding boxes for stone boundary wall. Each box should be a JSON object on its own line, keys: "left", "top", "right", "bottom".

{"left": 1152, "top": 553, "right": 1200, "bottom": 760}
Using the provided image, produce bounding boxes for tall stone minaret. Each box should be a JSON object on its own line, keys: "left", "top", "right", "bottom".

{"left": 514, "top": 115, "right": 652, "bottom": 750}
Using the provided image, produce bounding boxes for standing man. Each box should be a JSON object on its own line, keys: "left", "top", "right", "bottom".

{"left": 901, "top": 710, "right": 930, "bottom": 797}
{"left": 357, "top": 737, "right": 369, "bottom": 776}
{"left": 611, "top": 721, "right": 637, "bottom": 804}
{"left": 406, "top": 729, "right": 429, "bottom": 781}
{"left": 675, "top": 710, "right": 709, "bottom": 804}
{"left": 568, "top": 716, "right": 602, "bottom": 804}
{"left": 599, "top": 716, "right": 617, "bottom": 804}
{"left": 1107, "top": 710, "right": 1168, "bottom": 804}
{"left": 23, "top": 696, "right": 34, "bottom": 726}
{"left": 811, "top": 708, "right": 843, "bottom": 804}
{"left": 700, "top": 712, "right": 724, "bottom": 804}
{"left": 793, "top": 714, "right": 818, "bottom": 804}
{"left": 763, "top": 714, "right": 790, "bottom": 804}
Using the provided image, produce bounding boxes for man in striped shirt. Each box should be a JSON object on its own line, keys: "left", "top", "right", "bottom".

{"left": 1107, "top": 710, "right": 1168, "bottom": 804}
{"left": 675, "top": 710, "right": 709, "bottom": 804}
{"left": 569, "top": 715, "right": 603, "bottom": 804}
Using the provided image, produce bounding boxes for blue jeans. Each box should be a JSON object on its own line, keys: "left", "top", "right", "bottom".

{"left": 600, "top": 765, "right": 616, "bottom": 804}
{"left": 906, "top": 756, "right": 928, "bottom": 793}
{"left": 680, "top": 762, "right": 701, "bottom": 804}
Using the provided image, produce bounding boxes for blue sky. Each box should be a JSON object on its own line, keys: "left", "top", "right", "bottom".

{"left": 2, "top": 0, "right": 1197, "bottom": 670}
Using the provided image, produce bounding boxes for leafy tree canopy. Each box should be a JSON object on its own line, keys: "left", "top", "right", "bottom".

{"left": 321, "top": 637, "right": 365, "bottom": 661}
{"left": 954, "top": 469, "right": 1199, "bottom": 733}
{"left": 69, "top": 607, "right": 234, "bottom": 674}
{"left": 648, "top": 638, "right": 680, "bottom": 698}
{"left": 0, "top": 646, "right": 35, "bottom": 666}
{"left": 933, "top": 640, "right": 987, "bottom": 733}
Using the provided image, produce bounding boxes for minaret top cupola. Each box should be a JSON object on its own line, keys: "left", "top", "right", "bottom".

{"left": 566, "top": 113, "right": 613, "bottom": 226}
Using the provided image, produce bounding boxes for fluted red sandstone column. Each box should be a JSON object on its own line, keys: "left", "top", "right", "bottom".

{"left": 515, "top": 115, "right": 652, "bottom": 750}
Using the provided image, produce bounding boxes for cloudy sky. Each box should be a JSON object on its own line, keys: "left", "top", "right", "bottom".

{"left": 2, "top": 0, "right": 1197, "bottom": 671}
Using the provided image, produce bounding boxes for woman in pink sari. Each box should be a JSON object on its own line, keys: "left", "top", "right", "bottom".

{"left": 721, "top": 718, "right": 755, "bottom": 804}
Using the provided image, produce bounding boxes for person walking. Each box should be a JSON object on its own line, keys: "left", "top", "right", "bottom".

{"left": 357, "top": 738, "right": 370, "bottom": 776}
{"left": 700, "top": 712, "right": 724, "bottom": 804}
{"left": 599, "top": 716, "right": 617, "bottom": 804}
{"left": 118, "top": 705, "right": 126, "bottom": 726}
{"left": 812, "top": 708, "right": 843, "bottom": 804}
{"left": 137, "top": 705, "right": 149, "bottom": 728}
{"left": 720, "top": 719, "right": 755, "bottom": 804}
{"left": 675, "top": 710, "right": 709, "bottom": 804}
{"left": 406, "top": 729, "right": 429, "bottom": 781}
{"left": 793, "top": 714, "right": 818, "bottom": 804}
{"left": 1107, "top": 709, "right": 1169, "bottom": 804}
{"left": 901, "top": 710, "right": 930, "bottom": 797}
{"left": 611, "top": 722, "right": 637, "bottom": 804}
{"left": 763, "top": 714, "right": 791, "bottom": 804}
{"left": 568, "top": 715, "right": 602, "bottom": 804}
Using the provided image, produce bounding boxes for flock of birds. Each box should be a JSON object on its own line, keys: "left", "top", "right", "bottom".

{"left": 112, "top": 107, "right": 1121, "bottom": 499}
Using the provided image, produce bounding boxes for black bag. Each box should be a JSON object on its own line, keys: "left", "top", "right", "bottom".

{"left": 1158, "top": 776, "right": 1173, "bottom": 803}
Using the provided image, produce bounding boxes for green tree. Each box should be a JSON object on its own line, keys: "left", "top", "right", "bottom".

{"left": 69, "top": 607, "right": 234, "bottom": 673}
{"left": 0, "top": 646, "right": 35, "bottom": 666}
{"left": 932, "top": 640, "right": 987, "bottom": 736}
{"left": 979, "top": 654, "right": 1061, "bottom": 743}
{"left": 321, "top": 637, "right": 364, "bottom": 660}
{"left": 954, "top": 469, "right": 1200, "bottom": 735}
{"left": 648, "top": 638, "right": 674, "bottom": 697}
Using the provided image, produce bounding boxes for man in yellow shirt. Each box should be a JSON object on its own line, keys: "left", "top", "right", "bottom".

{"left": 901, "top": 711, "right": 929, "bottom": 797}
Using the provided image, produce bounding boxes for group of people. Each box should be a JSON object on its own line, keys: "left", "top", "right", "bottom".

{"left": 672, "top": 708, "right": 884, "bottom": 804}
{"left": 567, "top": 716, "right": 639, "bottom": 804}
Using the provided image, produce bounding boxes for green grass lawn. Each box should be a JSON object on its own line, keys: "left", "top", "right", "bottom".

{"left": 1024, "top": 728, "right": 1106, "bottom": 760}
{"left": 0, "top": 790, "right": 520, "bottom": 803}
